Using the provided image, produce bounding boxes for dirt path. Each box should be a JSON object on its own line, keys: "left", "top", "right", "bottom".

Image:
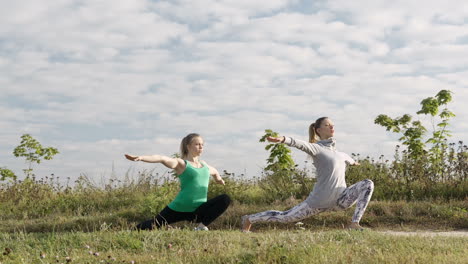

{"left": 379, "top": 230, "right": 468, "bottom": 237}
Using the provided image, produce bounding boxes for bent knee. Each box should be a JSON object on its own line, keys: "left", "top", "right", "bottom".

{"left": 363, "top": 179, "right": 374, "bottom": 189}
{"left": 220, "top": 194, "right": 232, "bottom": 206}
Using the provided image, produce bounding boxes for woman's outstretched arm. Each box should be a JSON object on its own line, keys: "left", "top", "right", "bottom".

{"left": 124, "top": 154, "right": 186, "bottom": 174}
{"left": 266, "top": 136, "right": 285, "bottom": 143}
{"left": 266, "top": 136, "right": 320, "bottom": 156}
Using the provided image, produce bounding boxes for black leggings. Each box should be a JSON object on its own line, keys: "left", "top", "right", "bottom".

{"left": 137, "top": 194, "right": 231, "bottom": 230}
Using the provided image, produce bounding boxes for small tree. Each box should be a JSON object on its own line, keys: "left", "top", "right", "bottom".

{"left": 12, "top": 134, "right": 59, "bottom": 177}
{"left": 374, "top": 114, "right": 427, "bottom": 159}
{"left": 259, "top": 129, "right": 314, "bottom": 201}
{"left": 375, "top": 90, "right": 456, "bottom": 181}
{"left": 259, "top": 129, "right": 295, "bottom": 172}
{"left": 0, "top": 167, "right": 16, "bottom": 181}
{"left": 417, "top": 90, "right": 455, "bottom": 178}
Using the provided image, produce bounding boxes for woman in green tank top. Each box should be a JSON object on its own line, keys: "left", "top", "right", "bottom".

{"left": 125, "top": 133, "right": 230, "bottom": 231}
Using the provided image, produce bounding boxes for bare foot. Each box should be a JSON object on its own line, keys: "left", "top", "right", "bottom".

{"left": 348, "top": 222, "right": 365, "bottom": 230}
{"left": 241, "top": 215, "right": 252, "bottom": 232}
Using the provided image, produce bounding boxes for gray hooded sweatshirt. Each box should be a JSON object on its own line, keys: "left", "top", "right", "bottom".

{"left": 284, "top": 137, "right": 356, "bottom": 208}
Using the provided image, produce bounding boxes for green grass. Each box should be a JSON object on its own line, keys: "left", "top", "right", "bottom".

{"left": 2, "top": 200, "right": 466, "bottom": 233}
{"left": 0, "top": 174, "right": 466, "bottom": 263}
{"left": 0, "top": 229, "right": 466, "bottom": 264}
{"left": 1, "top": 197, "right": 465, "bottom": 264}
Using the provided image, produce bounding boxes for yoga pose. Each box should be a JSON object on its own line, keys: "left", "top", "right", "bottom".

{"left": 242, "top": 117, "right": 374, "bottom": 232}
{"left": 125, "top": 133, "right": 230, "bottom": 231}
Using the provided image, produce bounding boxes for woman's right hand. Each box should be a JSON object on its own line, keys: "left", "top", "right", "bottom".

{"left": 125, "top": 154, "right": 142, "bottom": 161}
{"left": 266, "top": 136, "right": 285, "bottom": 143}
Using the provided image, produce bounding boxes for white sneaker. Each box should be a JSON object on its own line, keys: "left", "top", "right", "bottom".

{"left": 194, "top": 226, "right": 209, "bottom": 231}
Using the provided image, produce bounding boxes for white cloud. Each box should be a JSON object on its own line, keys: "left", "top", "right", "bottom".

{"left": 151, "top": 0, "right": 297, "bottom": 24}
{"left": 1, "top": 0, "right": 467, "bottom": 183}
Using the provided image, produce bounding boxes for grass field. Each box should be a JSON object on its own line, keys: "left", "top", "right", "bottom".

{"left": 0, "top": 174, "right": 466, "bottom": 263}
{"left": 1, "top": 200, "right": 466, "bottom": 233}
{"left": 1, "top": 229, "right": 467, "bottom": 264}
{"left": 0, "top": 199, "right": 467, "bottom": 264}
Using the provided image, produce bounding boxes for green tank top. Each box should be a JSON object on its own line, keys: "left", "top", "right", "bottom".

{"left": 168, "top": 160, "right": 210, "bottom": 212}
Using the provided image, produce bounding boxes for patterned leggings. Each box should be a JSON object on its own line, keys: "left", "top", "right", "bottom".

{"left": 247, "top": 179, "right": 374, "bottom": 224}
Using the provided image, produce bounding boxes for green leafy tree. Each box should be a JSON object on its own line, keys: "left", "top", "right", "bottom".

{"left": 259, "top": 129, "right": 310, "bottom": 201}
{"left": 375, "top": 90, "right": 456, "bottom": 181}
{"left": 259, "top": 129, "right": 295, "bottom": 172}
{"left": 0, "top": 167, "right": 16, "bottom": 181}
{"left": 374, "top": 114, "right": 427, "bottom": 159}
{"left": 417, "top": 90, "right": 455, "bottom": 146}
{"left": 417, "top": 90, "right": 455, "bottom": 178}
{"left": 12, "top": 134, "right": 59, "bottom": 177}
{"left": 375, "top": 90, "right": 454, "bottom": 159}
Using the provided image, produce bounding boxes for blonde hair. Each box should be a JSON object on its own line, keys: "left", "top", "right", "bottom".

{"left": 309, "top": 117, "right": 328, "bottom": 143}
{"left": 179, "top": 133, "right": 202, "bottom": 159}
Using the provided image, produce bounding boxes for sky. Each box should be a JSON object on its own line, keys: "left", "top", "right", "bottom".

{"left": 1, "top": 0, "right": 468, "bottom": 185}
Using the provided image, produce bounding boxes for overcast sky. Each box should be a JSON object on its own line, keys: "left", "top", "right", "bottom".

{"left": 1, "top": 0, "right": 468, "bottom": 185}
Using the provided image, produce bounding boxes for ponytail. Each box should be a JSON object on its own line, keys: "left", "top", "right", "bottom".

{"left": 309, "top": 123, "right": 318, "bottom": 143}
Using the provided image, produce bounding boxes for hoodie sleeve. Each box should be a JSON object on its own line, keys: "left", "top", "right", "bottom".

{"left": 283, "top": 137, "right": 321, "bottom": 156}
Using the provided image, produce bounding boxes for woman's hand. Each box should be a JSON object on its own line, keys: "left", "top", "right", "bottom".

{"left": 125, "top": 154, "right": 142, "bottom": 161}
{"left": 266, "top": 136, "right": 285, "bottom": 143}
{"left": 345, "top": 160, "right": 360, "bottom": 166}
{"left": 215, "top": 178, "right": 225, "bottom": 185}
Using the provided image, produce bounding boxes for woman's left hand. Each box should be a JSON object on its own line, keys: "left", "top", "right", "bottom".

{"left": 216, "top": 178, "right": 225, "bottom": 185}
{"left": 266, "top": 136, "right": 285, "bottom": 143}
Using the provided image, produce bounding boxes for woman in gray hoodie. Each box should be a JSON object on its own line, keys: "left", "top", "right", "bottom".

{"left": 241, "top": 117, "right": 374, "bottom": 232}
